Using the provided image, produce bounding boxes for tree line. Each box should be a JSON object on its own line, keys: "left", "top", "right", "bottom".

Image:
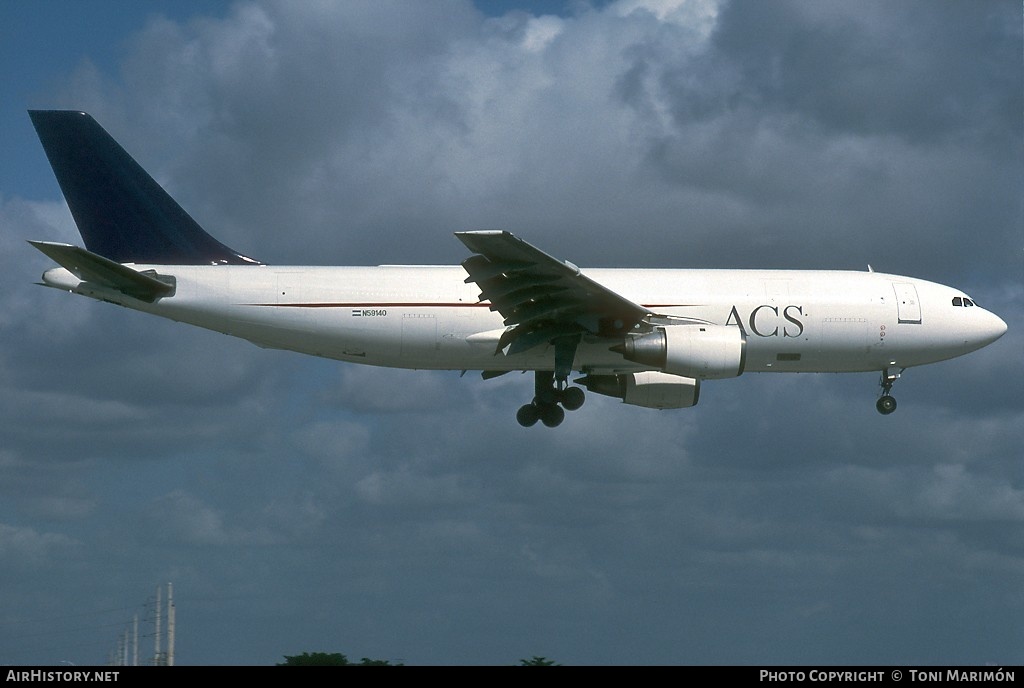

{"left": 277, "top": 652, "right": 560, "bottom": 666}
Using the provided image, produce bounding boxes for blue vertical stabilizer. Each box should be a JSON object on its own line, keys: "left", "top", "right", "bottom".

{"left": 29, "top": 110, "right": 260, "bottom": 265}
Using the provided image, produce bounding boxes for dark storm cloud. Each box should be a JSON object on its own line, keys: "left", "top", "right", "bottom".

{"left": 707, "top": 1, "right": 1019, "bottom": 142}
{"left": 613, "top": 0, "right": 1022, "bottom": 276}
{"left": 46, "top": 1, "right": 1020, "bottom": 277}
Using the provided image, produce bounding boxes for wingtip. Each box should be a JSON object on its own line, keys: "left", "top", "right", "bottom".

{"left": 455, "top": 229, "right": 511, "bottom": 238}
{"left": 27, "top": 239, "right": 73, "bottom": 251}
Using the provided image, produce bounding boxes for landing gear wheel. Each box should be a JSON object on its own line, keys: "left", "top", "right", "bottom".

{"left": 518, "top": 371, "right": 582, "bottom": 427}
{"left": 539, "top": 403, "right": 565, "bottom": 428}
{"left": 876, "top": 395, "right": 897, "bottom": 415}
{"left": 535, "top": 387, "right": 557, "bottom": 406}
{"left": 516, "top": 404, "right": 540, "bottom": 427}
{"left": 560, "top": 386, "right": 585, "bottom": 411}
{"left": 876, "top": 367, "right": 904, "bottom": 415}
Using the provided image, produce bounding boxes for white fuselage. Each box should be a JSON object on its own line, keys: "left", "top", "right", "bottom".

{"left": 46, "top": 264, "right": 1007, "bottom": 377}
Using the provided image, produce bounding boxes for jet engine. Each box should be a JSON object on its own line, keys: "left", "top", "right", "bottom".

{"left": 613, "top": 325, "right": 746, "bottom": 379}
{"left": 577, "top": 371, "right": 700, "bottom": 409}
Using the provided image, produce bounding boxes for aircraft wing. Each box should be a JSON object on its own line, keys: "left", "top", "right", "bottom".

{"left": 455, "top": 230, "right": 649, "bottom": 354}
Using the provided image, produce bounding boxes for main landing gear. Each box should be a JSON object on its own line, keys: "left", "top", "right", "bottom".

{"left": 876, "top": 367, "right": 904, "bottom": 415}
{"left": 517, "top": 370, "right": 586, "bottom": 428}
{"left": 515, "top": 334, "right": 585, "bottom": 428}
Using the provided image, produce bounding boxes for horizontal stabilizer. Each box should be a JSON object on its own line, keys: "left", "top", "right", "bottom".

{"left": 29, "top": 241, "right": 174, "bottom": 303}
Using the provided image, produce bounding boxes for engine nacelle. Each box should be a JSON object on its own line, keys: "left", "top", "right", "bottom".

{"left": 577, "top": 371, "right": 700, "bottom": 409}
{"left": 615, "top": 324, "right": 746, "bottom": 379}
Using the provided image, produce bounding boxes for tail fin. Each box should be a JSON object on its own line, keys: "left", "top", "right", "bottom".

{"left": 29, "top": 110, "right": 260, "bottom": 265}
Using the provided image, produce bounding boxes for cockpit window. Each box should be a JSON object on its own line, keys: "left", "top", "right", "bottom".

{"left": 952, "top": 297, "right": 978, "bottom": 308}
{"left": 964, "top": 298, "right": 975, "bottom": 307}
{"left": 952, "top": 297, "right": 962, "bottom": 306}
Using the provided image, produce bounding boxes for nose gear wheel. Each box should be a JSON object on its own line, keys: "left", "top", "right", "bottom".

{"left": 876, "top": 367, "right": 903, "bottom": 415}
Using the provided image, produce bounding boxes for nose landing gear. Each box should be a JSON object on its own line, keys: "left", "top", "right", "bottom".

{"left": 876, "top": 367, "right": 903, "bottom": 415}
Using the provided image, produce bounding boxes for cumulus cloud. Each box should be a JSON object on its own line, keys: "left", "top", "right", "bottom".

{"left": 0, "top": 523, "right": 79, "bottom": 568}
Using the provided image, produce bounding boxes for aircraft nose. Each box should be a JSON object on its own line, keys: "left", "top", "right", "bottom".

{"left": 975, "top": 310, "right": 1008, "bottom": 348}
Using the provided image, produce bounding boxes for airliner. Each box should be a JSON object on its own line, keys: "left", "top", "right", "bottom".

{"left": 26, "top": 111, "right": 1007, "bottom": 427}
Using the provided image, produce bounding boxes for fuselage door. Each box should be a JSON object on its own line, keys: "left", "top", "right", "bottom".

{"left": 893, "top": 282, "right": 922, "bottom": 324}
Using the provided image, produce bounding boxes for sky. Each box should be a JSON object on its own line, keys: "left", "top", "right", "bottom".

{"left": 1, "top": 0, "right": 1021, "bottom": 666}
